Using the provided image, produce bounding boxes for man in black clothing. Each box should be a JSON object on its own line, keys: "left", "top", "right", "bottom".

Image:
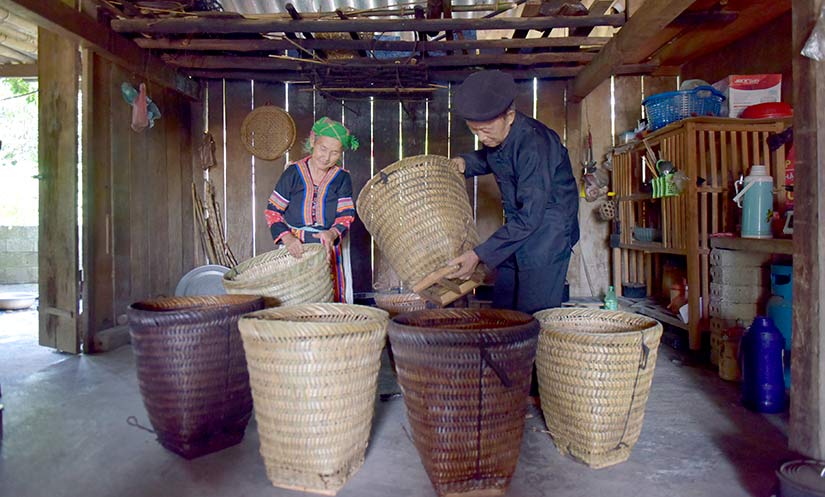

{"left": 448, "top": 70, "right": 580, "bottom": 314}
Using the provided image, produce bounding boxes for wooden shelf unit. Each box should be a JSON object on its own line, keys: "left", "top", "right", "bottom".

{"left": 612, "top": 117, "right": 787, "bottom": 350}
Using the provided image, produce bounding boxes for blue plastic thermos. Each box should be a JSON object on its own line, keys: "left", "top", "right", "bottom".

{"left": 733, "top": 165, "right": 775, "bottom": 239}
{"left": 741, "top": 316, "right": 786, "bottom": 413}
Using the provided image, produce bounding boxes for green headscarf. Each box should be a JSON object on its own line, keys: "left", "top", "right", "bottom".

{"left": 309, "top": 117, "right": 359, "bottom": 151}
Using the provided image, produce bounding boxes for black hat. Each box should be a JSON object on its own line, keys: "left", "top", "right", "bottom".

{"left": 454, "top": 70, "right": 517, "bottom": 121}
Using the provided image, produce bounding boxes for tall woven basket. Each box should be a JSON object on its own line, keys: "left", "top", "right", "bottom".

{"left": 533, "top": 309, "right": 663, "bottom": 469}
{"left": 388, "top": 309, "right": 539, "bottom": 497}
{"left": 223, "top": 245, "right": 333, "bottom": 306}
{"left": 373, "top": 291, "right": 427, "bottom": 317}
{"left": 357, "top": 155, "right": 479, "bottom": 292}
{"left": 127, "top": 295, "right": 264, "bottom": 459}
{"left": 238, "top": 304, "right": 389, "bottom": 495}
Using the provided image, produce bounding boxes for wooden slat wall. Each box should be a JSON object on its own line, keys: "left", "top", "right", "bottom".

{"left": 85, "top": 54, "right": 196, "bottom": 342}
{"left": 195, "top": 77, "right": 624, "bottom": 300}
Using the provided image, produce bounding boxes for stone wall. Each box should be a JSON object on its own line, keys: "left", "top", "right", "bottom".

{"left": 0, "top": 226, "right": 38, "bottom": 284}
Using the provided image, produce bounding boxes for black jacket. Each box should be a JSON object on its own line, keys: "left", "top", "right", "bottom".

{"left": 461, "top": 111, "right": 580, "bottom": 270}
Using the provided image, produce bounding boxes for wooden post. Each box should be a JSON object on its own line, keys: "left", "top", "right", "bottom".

{"left": 789, "top": 0, "right": 825, "bottom": 459}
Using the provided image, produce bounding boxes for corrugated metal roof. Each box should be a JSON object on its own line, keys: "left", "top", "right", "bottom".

{"left": 221, "top": 0, "right": 513, "bottom": 18}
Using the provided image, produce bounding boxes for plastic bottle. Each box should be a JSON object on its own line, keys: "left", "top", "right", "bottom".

{"left": 741, "top": 316, "right": 786, "bottom": 413}
{"left": 604, "top": 286, "right": 618, "bottom": 311}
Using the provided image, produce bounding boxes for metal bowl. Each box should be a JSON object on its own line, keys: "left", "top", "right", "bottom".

{"left": 0, "top": 292, "right": 37, "bottom": 310}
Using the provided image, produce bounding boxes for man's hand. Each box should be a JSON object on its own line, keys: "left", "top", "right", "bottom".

{"left": 281, "top": 233, "right": 304, "bottom": 259}
{"left": 447, "top": 250, "right": 480, "bottom": 280}
{"left": 449, "top": 157, "right": 466, "bottom": 174}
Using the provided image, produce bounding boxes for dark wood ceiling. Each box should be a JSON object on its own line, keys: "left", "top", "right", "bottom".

{"left": 2, "top": 0, "right": 793, "bottom": 99}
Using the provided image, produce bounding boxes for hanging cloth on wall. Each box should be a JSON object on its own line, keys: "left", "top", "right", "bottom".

{"left": 120, "top": 82, "right": 162, "bottom": 132}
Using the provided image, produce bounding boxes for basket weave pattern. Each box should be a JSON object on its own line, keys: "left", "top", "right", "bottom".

{"left": 223, "top": 245, "right": 333, "bottom": 306}
{"left": 240, "top": 105, "right": 296, "bottom": 161}
{"left": 357, "top": 155, "right": 479, "bottom": 290}
{"left": 127, "top": 295, "right": 264, "bottom": 459}
{"left": 388, "top": 309, "right": 539, "bottom": 497}
{"left": 238, "top": 304, "right": 389, "bottom": 494}
{"left": 534, "top": 309, "right": 663, "bottom": 468}
{"left": 373, "top": 292, "right": 427, "bottom": 317}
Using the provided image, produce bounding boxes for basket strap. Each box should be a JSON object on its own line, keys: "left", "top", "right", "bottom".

{"left": 614, "top": 332, "right": 650, "bottom": 450}
{"left": 480, "top": 347, "right": 513, "bottom": 388}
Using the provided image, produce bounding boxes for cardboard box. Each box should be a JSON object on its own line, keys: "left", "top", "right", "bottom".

{"left": 713, "top": 74, "right": 782, "bottom": 117}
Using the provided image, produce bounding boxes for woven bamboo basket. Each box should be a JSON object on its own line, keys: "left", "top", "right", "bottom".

{"left": 240, "top": 105, "right": 296, "bottom": 161}
{"left": 127, "top": 295, "right": 264, "bottom": 459}
{"left": 223, "top": 245, "right": 333, "bottom": 306}
{"left": 238, "top": 304, "right": 389, "bottom": 495}
{"left": 533, "top": 309, "right": 663, "bottom": 469}
{"left": 388, "top": 309, "right": 539, "bottom": 497}
{"left": 357, "top": 155, "right": 479, "bottom": 294}
{"left": 373, "top": 291, "right": 427, "bottom": 317}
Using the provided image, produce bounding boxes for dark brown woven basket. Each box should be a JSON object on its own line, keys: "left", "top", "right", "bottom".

{"left": 128, "top": 295, "right": 265, "bottom": 459}
{"left": 388, "top": 309, "right": 539, "bottom": 497}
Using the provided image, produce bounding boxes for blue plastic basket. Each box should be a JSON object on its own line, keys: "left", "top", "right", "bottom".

{"left": 643, "top": 86, "right": 726, "bottom": 131}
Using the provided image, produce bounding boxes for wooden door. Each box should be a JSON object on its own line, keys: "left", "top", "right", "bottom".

{"left": 37, "top": 26, "right": 80, "bottom": 353}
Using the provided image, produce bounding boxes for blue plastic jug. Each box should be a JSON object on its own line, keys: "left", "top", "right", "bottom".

{"left": 766, "top": 264, "right": 793, "bottom": 388}
{"left": 741, "top": 316, "right": 786, "bottom": 413}
{"left": 733, "top": 165, "right": 775, "bottom": 239}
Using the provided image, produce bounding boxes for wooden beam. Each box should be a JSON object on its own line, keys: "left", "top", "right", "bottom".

{"left": 110, "top": 13, "right": 626, "bottom": 35}
{"left": 570, "top": 0, "right": 694, "bottom": 101}
{"left": 162, "top": 52, "right": 595, "bottom": 70}
{"left": 653, "top": 0, "right": 791, "bottom": 66}
{"left": 0, "top": 61, "right": 35, "bottom": 76}
{"left": 134, "top": 35, "right": 611, "bottom": 52}
{"left": 335, "top": 9, "right": 368, "bottom": 58}
{"left": 790, "top": 0, "right": 825, "bottom": 460}
{"left": 0, "top": 0, "right": 199, "bottom": 99}
{"left": 182, "top": 62, "right": 657, "bottom": 84}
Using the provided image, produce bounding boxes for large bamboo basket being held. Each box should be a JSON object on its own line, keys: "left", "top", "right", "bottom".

{"left": 357, "top": 155, "right": 481, "bottom": 306}
{"left": 127, "top": 295, "right": 264, "bottom": 459}
{"left": 238, "top": 304, "right": 389, "bottom": 495}
{"left": 388, "top": 309, "right": 539, "bottom": 497}
{"left": 222, "top": 245, "right": 333, "bottom": 306}
{"left": 533, "top": 308, "right": 663, "bottom": 469}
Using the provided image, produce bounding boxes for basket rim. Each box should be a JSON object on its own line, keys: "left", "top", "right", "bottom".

{"left": 128, "top": 294, "right": 263, "bottom": 315}
{"left": 358, "top": 154, "right": 457, "bottom": 201}
{"left": 240, "top": 302, "right": 389, "bottom": 325}
{"left": 641, "top": 85, "right": 725, "bottom": 106}
{"left": 223, "top": 245, "right": 325, "bottom": 286}
{"left": 533, "top": 308, "right": 661, "bottom": 338}
{"left": 390, "top": 308, "right": 537, "bottom": 333}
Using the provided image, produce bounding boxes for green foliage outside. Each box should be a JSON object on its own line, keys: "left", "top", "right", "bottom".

{"left": 0, "top": 77, "right": 38, "bottom": 226}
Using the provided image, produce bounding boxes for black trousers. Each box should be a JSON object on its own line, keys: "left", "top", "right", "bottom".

{"left": 492, "top": 249, "right": 572, "bottom": 315}
{"left": 492, "top": 248, "right": 572, "bottom": 396}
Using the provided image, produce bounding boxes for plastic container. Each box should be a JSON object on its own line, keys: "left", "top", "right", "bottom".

{"left": 604, "top": 286, "right": 618, "bottom": 310}
{"left": 642, "top": 86, "right": 725, "bottom": 131}
{"left": 734, "top": 165, "right": 775, "bottom": 239}
{"left": 741, "top": 316, "right": 786, "bottom": 413}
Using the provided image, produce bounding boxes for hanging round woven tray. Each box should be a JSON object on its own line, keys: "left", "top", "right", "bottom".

{"left": 238, "top": 303, "right": 389, "bottom": 494}
{"left": 240, "top": 105, "right": 296, "bottom": 161}
{"left": 222, "top": 245, "right": 333, "bottom": 307}
{"left": 357, "top": 154, "right": 479, "bottom": 292}
{"left": 533, "top": 308, "right": 663, "bottom": 469}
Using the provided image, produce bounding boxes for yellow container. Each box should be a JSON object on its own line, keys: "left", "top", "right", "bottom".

{"left": 719, "top": 327, "right": 744, "bottom": 382}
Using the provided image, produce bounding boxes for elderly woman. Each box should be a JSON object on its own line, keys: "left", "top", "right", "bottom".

{"left": 264, "top": 117, "right": 358, "bottom": 303}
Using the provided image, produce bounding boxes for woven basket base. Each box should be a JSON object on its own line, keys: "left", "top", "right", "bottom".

{"left": 552, "top": 436, "right": 632, "bottom": 469}
{"left": 266, "top": 458, "right": 364, "bottom": 496}
{"left": 157, "top": 420, "right": 248, "bottom": 460}
{"left": 443, "top": 487, "right": 507, "bottom": 497}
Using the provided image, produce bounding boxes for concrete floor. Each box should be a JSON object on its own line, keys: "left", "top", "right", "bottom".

{"left": 0, "top": 307, "right": 799, "bottom": 497}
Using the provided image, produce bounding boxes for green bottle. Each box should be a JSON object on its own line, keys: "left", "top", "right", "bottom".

{"left": 604, "top": 285, "right": 618, "bottom": 310}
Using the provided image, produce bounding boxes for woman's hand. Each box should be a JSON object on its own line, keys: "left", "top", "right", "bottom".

{"left": 313, "top": 229, "right": 339, "bottom": 251}
{"left": 281, "top": 233, "right": 304, "bottom": 258}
